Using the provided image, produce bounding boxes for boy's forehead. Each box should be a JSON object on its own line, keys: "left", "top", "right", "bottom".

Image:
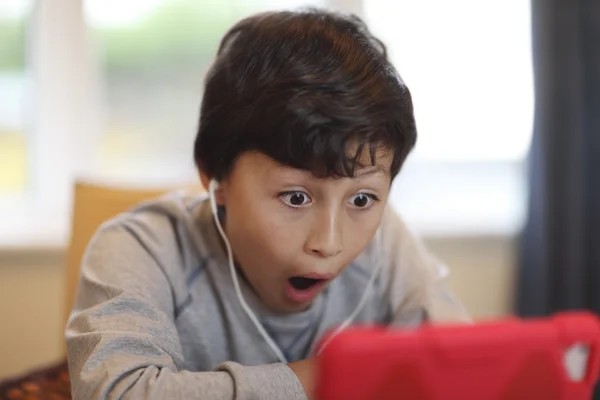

{"left": 241, "top": 147, "right": 393, "bottom": 179}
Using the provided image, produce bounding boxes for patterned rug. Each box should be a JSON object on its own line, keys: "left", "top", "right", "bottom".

{"left": 0, "top": 360, "right": 70, "bottom": 400}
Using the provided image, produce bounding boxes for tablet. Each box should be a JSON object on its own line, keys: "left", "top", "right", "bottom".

{"left": 316, "top": 312, "right": 600, "bottom": 399}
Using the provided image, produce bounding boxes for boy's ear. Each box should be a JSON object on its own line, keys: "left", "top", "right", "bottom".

{"left": 199, "top": 170, "right": 211, "bottom": 192}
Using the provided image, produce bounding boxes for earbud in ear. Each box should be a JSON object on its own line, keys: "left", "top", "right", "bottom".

{"left": 208, "top": 179, "right": 220, "bottom": 215}
{"left": 209, "top": 179, "right": 220, "bottom": 190}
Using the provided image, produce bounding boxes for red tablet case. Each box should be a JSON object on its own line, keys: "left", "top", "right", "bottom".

{"left": 315, "top": 312, "right": 600, "bottom": 400}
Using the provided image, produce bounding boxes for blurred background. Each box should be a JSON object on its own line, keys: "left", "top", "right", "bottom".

{"left": 0, "top": 0, "right": 597, "bottom": 384}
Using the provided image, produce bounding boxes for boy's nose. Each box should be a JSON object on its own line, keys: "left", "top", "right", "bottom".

{"left": 304, "top": 209, "right": 343, "bottom": 258}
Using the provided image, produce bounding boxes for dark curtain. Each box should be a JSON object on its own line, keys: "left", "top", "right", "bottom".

{"left": 518, "top": 0, "right": 600, "bottom": 316}
{"left": 517, "top": 1, "right": 600, "bottom": 396}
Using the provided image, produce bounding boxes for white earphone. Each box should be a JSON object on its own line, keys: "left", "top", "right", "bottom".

{"left": 207, "top": 178, "right": 382, "bottom": 363}
{"left": 208, "top": 179, "right": 288, "bottom": 363}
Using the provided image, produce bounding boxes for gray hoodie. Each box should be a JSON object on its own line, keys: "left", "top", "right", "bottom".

{"left": 66, "top": 191, "right": 469, "bottom": 399}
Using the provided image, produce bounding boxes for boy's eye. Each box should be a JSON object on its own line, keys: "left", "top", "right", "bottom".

{"left": 280, "top": 191, "right": 312, "bottom": 207}
{"left": 349, "top": 193, "right": 377, "bottom": 208}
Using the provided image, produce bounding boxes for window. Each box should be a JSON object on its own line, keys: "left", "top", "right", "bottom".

{"left": 364, "top": 0, "right": 533, "bottom": 235}
{"left": 1, "top": 0, "right": 532, "bottom": 247}
{"left": 84, "top": 0, "right": 325, "bottom": 185}
{"left": 0, "top": 1, "right": 31, "bottom": 202}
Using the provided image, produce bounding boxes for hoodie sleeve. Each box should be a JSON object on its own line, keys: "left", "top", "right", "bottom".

{"left": 66, "top": 221, "right": 306, "bottom": 400}
{"left": 377, "top": 207, "right": 472, "bottom": 326}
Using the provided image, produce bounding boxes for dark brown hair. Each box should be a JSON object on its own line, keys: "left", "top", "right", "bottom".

{"left": 194, "top": 8, "right": 417, "bottom": 181}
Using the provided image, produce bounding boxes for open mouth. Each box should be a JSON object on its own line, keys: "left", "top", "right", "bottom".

{"left": 288, "top": 277, "right": 323, "bottom": 291}
{"left": 285, "top": 275, "right": 330, "bottom": 303}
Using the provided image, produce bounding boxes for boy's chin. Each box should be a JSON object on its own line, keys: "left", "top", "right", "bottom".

{"left": 263, "top": 296, "right": 315, "bottom": 314}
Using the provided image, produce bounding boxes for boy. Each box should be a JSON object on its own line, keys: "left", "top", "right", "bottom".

{"left": 66, "top": 9, "right": 469, "bottom": 400}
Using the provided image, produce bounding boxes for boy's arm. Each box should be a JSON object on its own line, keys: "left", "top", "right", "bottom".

{"left": 66, "top": 222, "right": 306, "bottom": 400}
{"left": 379, "top": 207, "right": 471, "bottom": 326}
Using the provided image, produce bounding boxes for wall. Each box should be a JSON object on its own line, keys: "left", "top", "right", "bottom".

{"left": 0, "top": 250, "right": 65, "bottom": 379}
{"left": 0, "top": 235, "right": 517, "bottom": 379}
{"left": 428, "top": 235, "right": 517, "bottom": 320}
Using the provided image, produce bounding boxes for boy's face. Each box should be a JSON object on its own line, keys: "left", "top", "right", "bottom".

{"left": 205, "top": 149, "right": 392, "bottom": 313}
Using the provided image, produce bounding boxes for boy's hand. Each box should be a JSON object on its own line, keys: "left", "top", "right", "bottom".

{"left": 288, "top": 358, "right": 317, "bottom": 399}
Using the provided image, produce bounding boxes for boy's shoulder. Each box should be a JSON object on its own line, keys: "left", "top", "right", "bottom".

{"left": 88, "top": 189, "right": 212, "bottom": 267}
{"left": 97, "top": 189, "right": 208, "bottom": 238}
{"left": 79, "top": 190, "right": 216, "bottom": 302}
